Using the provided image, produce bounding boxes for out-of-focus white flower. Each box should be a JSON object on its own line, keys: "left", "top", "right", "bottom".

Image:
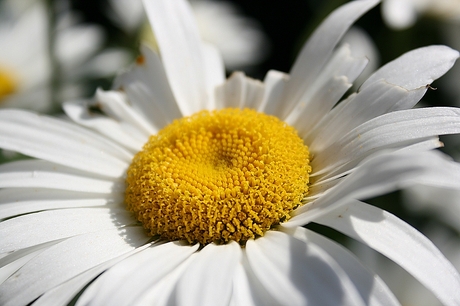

{"left": 0, "top": 0, "right": 131, "bottom": 112}
{"left": 2, "top": 0, "right": 460, "bottom": 305}
{"left": 109, "top": 0, "right": 269, "bottom": 70}
{"left": 0, "top": 2, "right": 51, "bottom": 111}
{"left": 382, "top": 0, "right": 460, "bottom": 30}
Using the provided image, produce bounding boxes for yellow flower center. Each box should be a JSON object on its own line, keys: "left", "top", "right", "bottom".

{"left": 0, "top": 67, "right": 18, "bottom": 100}
{"left": 125, "top": 108, "right": 311, "bottom": 245}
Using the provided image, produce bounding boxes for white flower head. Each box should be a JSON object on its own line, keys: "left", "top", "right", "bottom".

{"left": 0, "top": 0, "right": 131, "bottom": 112}
{"left": 0, "top": 1, "right": 51, "bottom": 111}
{"left": 1, "top": 0, "right": 460, "bottom": 305}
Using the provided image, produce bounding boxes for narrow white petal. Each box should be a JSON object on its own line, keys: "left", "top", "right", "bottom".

{"left": 240, "top": 78, "right": 265, "bottom": 110}
{"left": 63, "top": 100, "right": 145, "bottom": 152}
{"left": 0, "top": 227, "right": 150, "bottom": 306}
{"left": 94, "top": 88, "right": 155, "bottom": 137}
{"left": 310, "top": 80, "right": 424, "bottom": 153}
{"left": 202, "top": 42, "right": 225, "bottom": 109}
{"left": 363, "top": 45, "right": 459, "bottom": 92}
{"left": 0, "top": 188, "right": 123, "bottom": 220}
{"left": 311, "top": 136, "right": 442, "bottom": 187}
{"left": 229, "top": 261, "right": 264, "bottom": 306}
{"left": 310, "top": 46, "right": 459, "bottom": 150}
{"left": 286, "top": 43, "right": 366, "bottom": 134}
{"left": 79, "top": 241, "right": 198, "bottom": 306}
{"left": 215, "top": 72, "right": 264, "bottom": 110}
{"left": 0, "top": 110, "right": 131, "bottom": 178}
{"left": 274, "top": 0, "right": 379, "bottom": 119}
{"left": 287, "top": 151, "right": 460, "bottom": 226}
{"left": 174, "top": 241, "right": 242, "bottom": 306}
{"left": 234, "top": 252, "right": 280, "bottom": 306}
{"left": 284, "top": 227, "right": 400, "bottom": 306}
{"left": 258, "top": 70, "right": 289, "bottom": 114}
{"left": 312, "top": 107, "right": 460, "bottom": 174}
{"left": 113, "top": 44, "right": 182, "bottom": 130}
{"left": 1, "top": 250, "right": 44, "bottom": 285}
{"left": 0, "top": 208, "right": 135, "bottom": 253}
{"left": 316, "top": 200, "right": 460, "bottom": 306}
{"left": 143, "top": 0, "right": 209, "bottom": 115}
{"left": 0, "top": 241, "right": 58, "bottom": 284}
{"left": 246, "top": 231, "right": 365, "bottom": 306}
{"left": 135, "top": 254, "right": 197, "bottom": 306}
{"left": 396, "top": 137, "right": 443, "bottom": 153}
{"left": 289, "top": 75, "right": 351, "bottom": 137}
{"left": 32, "top": 247, "right": 142, "bottom": 306}
{"left": 0, "top": 159, "right": 122, "bottom": 193}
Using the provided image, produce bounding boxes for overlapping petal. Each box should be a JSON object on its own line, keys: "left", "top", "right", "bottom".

{"left": 0, "top": 227, "right": 150, "bottom": 306}
{"left": 316, "top": 200, "right": 460, "bottom": 306}
{"left": 0, "top": 110, "right": 131, "bottom": 177}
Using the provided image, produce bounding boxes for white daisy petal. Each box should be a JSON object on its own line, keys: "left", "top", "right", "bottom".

{"left": 316, "top": 200, "right": 460, "bottom": 306}
{"left": 310, "top": 46, "right": 459, "bottom": 150}
{"left": 94, "top": 88, "right": 155, "bottom": 137}
{"left": 258, "top": 70, "right": 289, "bottom": 114}
{"left": 290, "top": 75, "right": 351, "bottom": 137}
{"left": 396, "top": 137, "right": 443, "bottom": 153}
{"left": 288, "top": 151, "right": 460, "bottom": 226}
{"left": 286, "top": 43, "right": 367, "bottom": 133}
{"left": 0, "top": 241, "right": 59, "bottom": 284}
{"left": 310, "top": 136, "right": 442, "bottom": 187}
{"left": 1, "top": 250, "right": 45, "bottom": 285}
{"left": 246, "top": 231, "right": 365, "bottom": 306}
{"left": 215, "top": 72, "right": 264, "bottom": 110}
{"left": 174, "top": 241, "right": 241, "bottom": 306}
{"left": 135, "top": 254, "right": 197, "bottom": 306}
{"left": 0, "top": 227, "right": 150, "bottom": 306}
{"left": 63, "top": 100, "right": 145, "bottom": 152}
{"left": 202, "top": 42, "right": 225, "bottom": 109}
{"left": 32, "top": 247, "right": 144, "bottom": 306}
{"left": 286, "top": 227, "right": 400, "bottom": 306}
{"left": 0, "top": 188, "right": 123, "bottom": 220}
{"left": 312, "top": 107, "right": 460, "bottom": 174}
{"left": 0, "top": 208, "right": 135, "bottom": 253}
{"left": 78, "top": 241, "right": 198, "bottom": 306}
{"left": 114, "top": 44, "right": 182, "bottom": 130}
{"left": 229, "top": 261, "right": 265, "bottom": 306}
{"left": 0, "top": 159, "right": 122, "bottom": 193}
{"left": 363, "top": 45, "right": 459, "bottom": 92}
{"left": 143, "top": 0, "right": 210, "bottom": 115}
{"left": 271, "top": 0, "right": 379, "bottom": 119}
{"left": 0, "top": 110, "right": 131, "bottom": 178}
{"left": 310, "top": 81, "right": 422, "bottom": 153}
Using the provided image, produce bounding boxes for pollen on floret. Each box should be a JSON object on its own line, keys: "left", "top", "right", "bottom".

{"left": 125, "top": 108, "right": 311, "bottom": 245}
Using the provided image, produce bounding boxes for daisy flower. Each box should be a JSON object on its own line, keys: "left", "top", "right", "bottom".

{"left": 1, "top": 0, "right": 460, "bottom": 305}
{"left": 0, "top": 1, "right": 51, "bottom": 111}
{"left": 108, "top": 0, "right": 269, "bottom": 70}
{"left": 0, "top": 0, "right": 130, "bottom": 112}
